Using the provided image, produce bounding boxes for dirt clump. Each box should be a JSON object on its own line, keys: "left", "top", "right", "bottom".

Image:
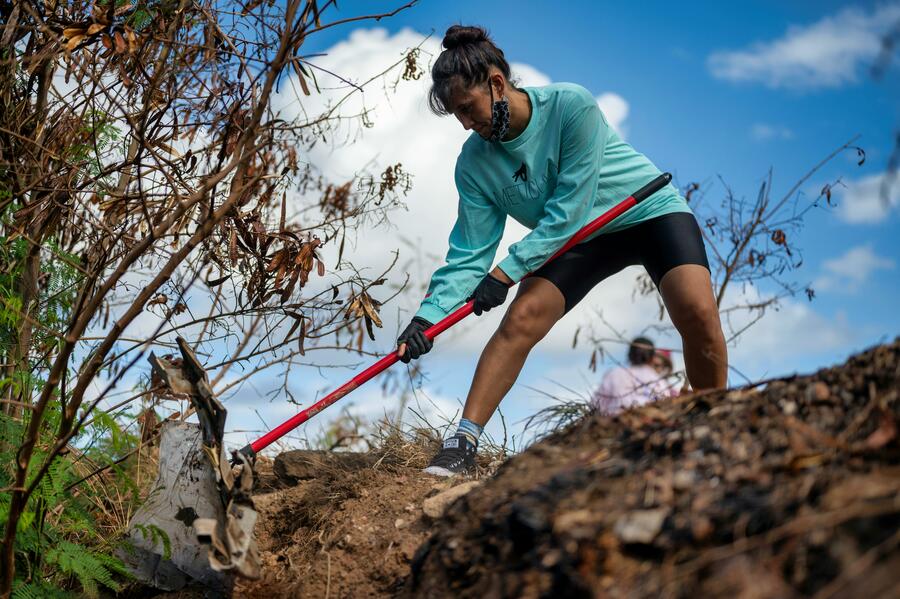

{"left": 235, "top": 433, "right": 493, "bottom": 598}
{"left": 403, "top": 340, "right": 900, "bottom": 598}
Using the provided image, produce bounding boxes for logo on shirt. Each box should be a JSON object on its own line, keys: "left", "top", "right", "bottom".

{"left": 512, "top": 162, "right": 527, "bottom": 182}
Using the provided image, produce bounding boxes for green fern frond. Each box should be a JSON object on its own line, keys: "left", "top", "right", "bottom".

{"left": 45, "top": 540, "right": 123, "bottom": 598}
{"left": 134, "top": 523, "right": 172, "bottom": 560}
{"left": 11, "top": 580, "right": 73, "bottom": 599}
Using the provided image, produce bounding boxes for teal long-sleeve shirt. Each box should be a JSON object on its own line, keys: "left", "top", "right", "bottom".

{"left": 415, "top": 83, "right": 691, "bottom": 324}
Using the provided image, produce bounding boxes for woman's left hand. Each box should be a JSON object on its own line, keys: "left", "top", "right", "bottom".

{"left": 468, "top": 271, "right": 510, "bottom": 315}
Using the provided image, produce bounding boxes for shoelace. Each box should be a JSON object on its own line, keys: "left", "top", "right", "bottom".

{"left": 430, "top": 448, "right": 465, "bottom": 468}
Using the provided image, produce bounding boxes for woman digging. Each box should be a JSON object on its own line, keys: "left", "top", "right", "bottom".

{"left": 397, "top": 25, "right": 727, "bottom": 476}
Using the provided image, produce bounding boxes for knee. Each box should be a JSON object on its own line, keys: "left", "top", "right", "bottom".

{"left": 498, "top": 297, "right": 553, "bottom": 344}
{"left": 676, "top": 301, "right": 722, "bottom": 341}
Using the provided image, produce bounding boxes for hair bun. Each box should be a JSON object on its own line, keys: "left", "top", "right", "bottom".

{"left": 442, "top": 25, "right": 489, "bottom": 50}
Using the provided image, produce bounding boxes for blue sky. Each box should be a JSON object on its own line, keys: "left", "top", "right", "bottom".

{"left": 213, "top": 1, "right": 900, "bottom": 450}
{"left": 302, "top": 0, "right": 899, "bottom": 348}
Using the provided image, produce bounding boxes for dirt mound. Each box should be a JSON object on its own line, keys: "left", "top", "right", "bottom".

{"left": 230, "top": 340, "right": 900, "bottom": 598}
{"left": 234, "top": 436, "right": 498, "bottom": 598}
{"left": 404, "top": 340, "right": 900, "bottom": 598}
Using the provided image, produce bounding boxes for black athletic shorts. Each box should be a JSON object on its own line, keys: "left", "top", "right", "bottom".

{"left": 531, "top": 211, "right": 710, "bottom": 313}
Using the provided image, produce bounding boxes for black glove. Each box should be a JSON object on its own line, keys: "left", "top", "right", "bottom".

{"left": 397, "top": 317, "right": 433, "bottom": 363}
{"left": 468, "top": 273, "right": 509, "bottom": 316}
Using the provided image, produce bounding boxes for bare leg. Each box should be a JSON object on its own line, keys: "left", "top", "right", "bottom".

{"left": 658, "top": 264, "right": 728, "bottom": 389}
{"left": 461, "top": 278, "right": 566, "bottom": 425}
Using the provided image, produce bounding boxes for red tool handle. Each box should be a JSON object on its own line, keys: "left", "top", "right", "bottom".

{"left": 239, "top": 173, "right": 671, "bottom": 458}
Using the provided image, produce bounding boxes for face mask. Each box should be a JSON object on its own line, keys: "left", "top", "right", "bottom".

{"left": 489, "top": 82, "right": 510, "bottom": 142}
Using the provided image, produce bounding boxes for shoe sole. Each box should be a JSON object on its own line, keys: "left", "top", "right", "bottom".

{"left": 423, "top": 465, "right": 457, "bottom": 477}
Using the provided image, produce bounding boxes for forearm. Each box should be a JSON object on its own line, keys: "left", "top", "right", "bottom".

{"left": 489, "top": 266, "right": 514, "bottom": 285}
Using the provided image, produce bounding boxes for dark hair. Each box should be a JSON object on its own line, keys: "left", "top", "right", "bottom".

{"left": 427, "top": 25, "right": 513, "bottom": 116}
{"left": 627, "top": 337, "right": 655, "bottom": 366}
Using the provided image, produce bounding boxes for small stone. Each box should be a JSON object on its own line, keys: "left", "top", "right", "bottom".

{"left": 692, "top": 425, "right": 711, "bottom": 439}
{"left": 422, "top": 481, "right": 481, "bottom": 519}
{"left": 553, "top": 509, "right": 599, "bottom": 538}
{"left": 672, "top": 470, "right": 695, "bottom": 491}
{"left": 541, "top": 549, "right": 562, "bottom": 567}
{"left": 691, "top": 516, "right": 713, "bottom": 541}
{"left": 614, "top": 508, "right": 668, "bottom": 544}
{"left": 809, "top": 381, "right": 831, "bottom": 402}
{"left": 394, "top": 518, "right": 407, "bottom": 530}
{"left": 779, "top": 400, "right": 797, "bottom": 416}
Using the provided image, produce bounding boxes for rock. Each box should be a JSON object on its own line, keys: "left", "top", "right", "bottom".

{"left": 692, "top": 425, "right": 711, "bottom": 439}
{"left": 614, "top": 508, "right": 668, "bottom": 544}
{"left": 273, "top": 450, "right": 375, "bottom": 482}
{"left": 691, "top": 516, "right": 713, "bottom": 542}
{"left": 553, "top": 510, "right": 601, "bottom": 539}
{"left": 807, "top": 381, "right": 831, "bottom": 402}
{"left": 779, "top": 399, "right": 798, "bottom": 415}
{"left": 422, "top": 481, "right": 481, "bottom": 519}
{"left": 672, "top": 470, "right": 695, "bottom": 491}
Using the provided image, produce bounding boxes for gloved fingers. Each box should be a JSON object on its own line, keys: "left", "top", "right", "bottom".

{"left": 405, "top": 336, "right": 421, "bottom": 359}
{"left": 473, "top": 303, "right": 483, "bottom": 316}
{"left": 417, "top": 332, "right": 433, "bottom": 352}
{"left": 412, "top": 335, "right": 432, "bottom": 356}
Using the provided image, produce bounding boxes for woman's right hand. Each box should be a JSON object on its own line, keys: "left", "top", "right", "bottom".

{"left": 397, "top": 317, "right": 434, "bottom": 363}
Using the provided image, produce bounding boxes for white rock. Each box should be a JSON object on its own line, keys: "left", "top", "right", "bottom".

{"left": 422, "top": 481, "right": 481, "bottom": 519}
{"left": 614, "top": 508, "right": 668, "bottom": 544}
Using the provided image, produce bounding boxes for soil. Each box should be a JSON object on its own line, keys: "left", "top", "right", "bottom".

{"left": 404, "top": 339, "right": 900, "bottom": 598}
{"left": 234, "top": 450, "right": 472, "bottom": 598}
{"left": 191, "top": 339, "right": 900, "bottom": 597}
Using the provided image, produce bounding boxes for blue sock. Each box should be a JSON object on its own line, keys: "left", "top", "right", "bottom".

{"left": 454, "top": 418, "right": 483, "bottom": 447}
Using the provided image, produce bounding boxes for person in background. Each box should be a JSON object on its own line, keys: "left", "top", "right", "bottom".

{"left": 653, "top": 348, "right": 673, "bottom": 377}
{"left": 591, "top": 337, "right": 672, "bottom": 415}
{"left": 652, "top": 348, "right": 681, "bottom": 398}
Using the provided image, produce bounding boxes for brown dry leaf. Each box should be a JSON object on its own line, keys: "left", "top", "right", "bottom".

{"left": 292, "top": 60, "right": 311, "bottom": 96}
{"left": 298, "top": 316, "right": 306, "bottom": 356}
{"left": 114, "top": 31, "right": 127, "bottom": 54}
{"left": 65, "top": 34, "right": 87, "bottom": 51}
{"left": 282, "top": 311, "right": 303, "bottom": 345}
{"left": 146, "top": 294, "right": 168, "bottom": 308}
{"left": 63, "top": 27, "right": 86, "bottom": 38}
{"left": 126, "top": 28, "right": 138, "bottom": 53}
{"left": 167, "top": 302, "right": 188, "bottom": 317}
{"left": 87, "top": 23, "right": 105, "bottom": 35}
{"left": 152, "top": 139, "right": 182, "bottom": 158}
{"left": 344, "top": 296, "right": 363, "bottom": 320}
{"left": 266, "top": 250, "right": 285, "bottom": 273}
{"left": 361, "top": 293, "right": 382, "bottom": 328}
{"left": 273, "top": 258, "right": 288, "bottom": 290}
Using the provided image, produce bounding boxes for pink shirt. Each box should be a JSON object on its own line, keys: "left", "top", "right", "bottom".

{"left": 592, "top": 365, "right": 673, "bottom": 415}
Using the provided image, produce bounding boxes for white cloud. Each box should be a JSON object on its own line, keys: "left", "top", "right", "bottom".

{"left": 750, "top": 123, "right": 794, "bottom": 141}
{"left": 708, "top": 3, "right": 900, "bottom": 89}
{"left": 596, "top": 93, "right": 629, "bottom": 137}
{"left": 272, "top": 28, "right": 638, "bottom": 359}
{"left": 835, "top": 172, "right": 900, "bottom": 224}
{"left": 221, "top": 27, "right": 871, "bottom": 449}
{"left": 814, "top": 244, "right": 895, "bottom": 292}
{"left": 715, "top": 284, "right": 857, "bottom": 378}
